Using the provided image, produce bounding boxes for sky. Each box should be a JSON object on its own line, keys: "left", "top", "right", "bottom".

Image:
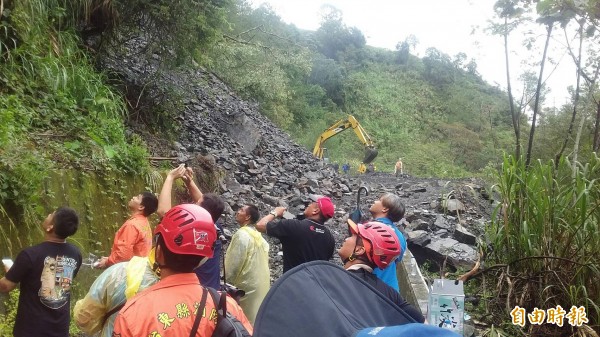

{"left": 249, "top": 0, "right": 576, "bottom": 107}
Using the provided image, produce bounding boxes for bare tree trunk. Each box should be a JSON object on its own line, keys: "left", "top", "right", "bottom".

{"left": 593, "top": 102, "right": 600, "bottom": 152}
{"left": 525, "top": 23, "right": 554, "bottom": 168}
{"left": 504, "top": 17, "right": 520, "bottom": 159}
{"left": 572, "top": 113, "right": 586, "bottom": 172}
{"left": 555, "top": 20, "right": 584, "bottom": 169}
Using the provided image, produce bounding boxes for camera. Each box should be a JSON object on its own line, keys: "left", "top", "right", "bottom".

{"left": 216, "top": 226, "right": 231, "bottom": 244}
{"left": 223, "top": 283, "right": 245, "bottom": 302}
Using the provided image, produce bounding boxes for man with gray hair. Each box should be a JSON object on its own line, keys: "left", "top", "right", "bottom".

{"left": 368, "top": 193, "right": 407, "bottom": 291}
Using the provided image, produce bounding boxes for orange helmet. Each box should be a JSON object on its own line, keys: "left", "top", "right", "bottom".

{"left": 155, "top": 204, "right": 216, "bottom": 257}
{"left": 348, "top": 220, "right": 401, "bottom": 269}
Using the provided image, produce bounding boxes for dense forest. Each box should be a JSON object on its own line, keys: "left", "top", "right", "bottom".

{"left": 1, "top": 0, "right": 599, "bottom": 335}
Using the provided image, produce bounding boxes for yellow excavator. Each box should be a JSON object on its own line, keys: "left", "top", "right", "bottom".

{"left": 313, "top": 115, "right": 378, "bottom": 173}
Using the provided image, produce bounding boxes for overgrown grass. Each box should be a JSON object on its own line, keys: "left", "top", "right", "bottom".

{"left": 484, "top": 155, "right": 600, "bottom": 336}
{"left": 0, "top": 290, "right": 19, "bottom": 335}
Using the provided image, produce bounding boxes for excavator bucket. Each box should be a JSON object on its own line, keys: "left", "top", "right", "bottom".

{"left": 362, "top": 147, "right": 378, "bottom": 164}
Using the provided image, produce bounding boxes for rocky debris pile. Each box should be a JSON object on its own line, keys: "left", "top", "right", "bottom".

{"left": 343, "top": 173, "right": 495, "bottom": 272}
{"left": 96, "top": 37, "right": 495, "bottom": 279}
{"left": 96, "top": 38, "right": 357, "bottom": 278}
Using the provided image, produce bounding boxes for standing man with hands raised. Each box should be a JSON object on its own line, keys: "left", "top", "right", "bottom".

{"left": 156, "top": 163, "right": 225, "bottom": 289}
{"left": 256, "top": 195, "right": 336, "bottom": 273}
{"left": 95, "top": 191, "right": 158, "bottom": 269}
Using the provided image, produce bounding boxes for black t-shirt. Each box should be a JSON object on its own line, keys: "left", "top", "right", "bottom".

{"left": 347, "top": 268, "right": 425, "bottom": 323}
{"left": 266, "top": 218, "right": 335, "bottom": 273}
{"left": 5, "top": 241, "right": 82, "bottom": 337}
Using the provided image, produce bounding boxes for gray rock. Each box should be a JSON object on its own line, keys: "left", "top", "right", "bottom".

{"left": 410, "top": 185, "right": 427, "bottom": 193}
{"left": 409, "top": 219, "right": 430, "bottom": 231}
{"left": 305, "top": 171, "right": 322, "bottom": 180}
{"left": 407, "top": 230, "right": 431, "bottom": 246}
{"left": 454, "top": 224, "right": 477, "bottom": 245}
{"left": 434, "top": 214, "right": 452, "bottom": 230}
{"left": 443, "top": 198, "right": 465, "bottom": 215}
{"left": 434, "top": 229, "right": 449, "bottom": 238}
{"left": 425, "top": 238, "right": 478, "bottom": 269}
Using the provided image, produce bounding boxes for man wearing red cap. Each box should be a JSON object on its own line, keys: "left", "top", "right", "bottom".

{"left": 256, "top": 196, "right": 336, "bottom": 273}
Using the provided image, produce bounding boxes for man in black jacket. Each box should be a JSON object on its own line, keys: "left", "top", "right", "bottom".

{"left": 256, "top": 196, "right": 336, "bottom": 273}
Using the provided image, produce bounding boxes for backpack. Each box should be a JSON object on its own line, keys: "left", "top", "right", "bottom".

{"left": 207, "top": 287, "right": 252, "bottom": 337}
{"left": 253, "top": 261, "right": 417, "bottom": 337}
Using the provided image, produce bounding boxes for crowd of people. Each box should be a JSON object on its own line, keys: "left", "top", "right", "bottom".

{"left": 0, "top": 163, "right": 459, "bottom": 337}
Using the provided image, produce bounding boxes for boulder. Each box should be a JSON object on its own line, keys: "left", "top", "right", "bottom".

{"left": 443, "top": 198, "right": 465, "bottom": 215}
{"left": 407, "top": 230, "right": 431, "bottom": 247}
{"left": 454, "top": 224, "right": 477, "bottom": 245}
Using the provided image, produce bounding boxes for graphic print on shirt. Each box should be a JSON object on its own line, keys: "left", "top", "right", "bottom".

{"left": 39, "top": 255, "right": 78, "bottom": 309}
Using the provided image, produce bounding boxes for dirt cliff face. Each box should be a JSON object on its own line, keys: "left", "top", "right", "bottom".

{"left": 94, "top": 36, "right": 495, "bottom": 280}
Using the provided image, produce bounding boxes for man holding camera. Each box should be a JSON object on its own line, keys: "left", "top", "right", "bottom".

{"left": 224, "top": 204, "right": 270, "bottom": 324}
{"left": 256, "top": 195, "right": 336, "bottom": 273}
{"left": 112, "top": 204, "right": 252, "bottom": 337}
{"left": 157, "top": 164, "right": 225, "bottom": 289}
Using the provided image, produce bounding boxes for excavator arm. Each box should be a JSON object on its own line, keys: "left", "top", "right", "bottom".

{"left": 313, "top": 115, "right": 378, "bottom": 172}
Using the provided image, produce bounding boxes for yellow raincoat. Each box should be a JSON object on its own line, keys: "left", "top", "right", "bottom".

{"left": 224, "top": 225, "right": 270, "bottom": 324}
{"left": 73, "top": 254, "right": 159, "bottom": 337}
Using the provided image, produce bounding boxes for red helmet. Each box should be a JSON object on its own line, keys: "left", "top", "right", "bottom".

{"left": 155, "top": 204, "right": 216, "bottom": 257}
{"left": 348, "top": 220, "right": 401, "bottom": 269}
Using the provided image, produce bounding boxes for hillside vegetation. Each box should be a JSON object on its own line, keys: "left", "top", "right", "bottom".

{"left": 206, "top": 3, "right": 515, "bottom": 177}
{"left": 0, "top": 0, "right": 515, "bottom": 224}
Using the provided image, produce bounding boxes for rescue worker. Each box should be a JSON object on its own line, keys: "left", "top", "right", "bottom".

{"left": 340, "top": 220, "right": 424, "bottom": 323}
{"left": 342, "top": 163, "right": 350, "bottom": 174}
{"left": 256, "top": 195, "right": 336, "bottom": 273}
{"left": 395, "top": 158, "right": 404, "bottom": 177}
{"left": 73, "top": 250, "right": 159, "bottom": 336}
{"left": 112, "top": 204, "right": 252, "bottom": 336}
{"left": 96, "top": 192, "right": 158, "bottom": 268}
{"left": 224, "top": 204, "right": 270, "bottom": 323}
{"left": 157, "top": 164, "right": 225, "bottom": 289}
{"left": 368, "top": 193, "right": 408, "bottom": 291}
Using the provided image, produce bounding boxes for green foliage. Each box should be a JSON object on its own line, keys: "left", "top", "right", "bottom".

{"left": 206, "top": 4, "right": 320, "bottom": 129}
{"left": 309, "top": 56, "right": 346, "bottom": 106}
{"left": 71, "top": 0, "right": 234, "bottom": 65}
{"left": 0, "top": 290, "right": 19, "bottom": 335}
{"left": 486, "top": 155, "right": 600, "bottom": 334}
{"left": 204, "top": 2, "right": 515, "bottom": 178}
{"left": 0, "top": 0, "right": 150, "bottom": 228}
{"left": 313, "top": 7, "right": 366, "bottom": 60}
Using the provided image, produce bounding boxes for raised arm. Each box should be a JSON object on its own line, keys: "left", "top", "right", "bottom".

{"left": 183, "top": 167, "right": 203, "bottom": 204}
{"left": 156, "top": 165, "right": 186, "bottom": 217}
{"left": 256, "top": 206, "right": 286, "bottom": 233}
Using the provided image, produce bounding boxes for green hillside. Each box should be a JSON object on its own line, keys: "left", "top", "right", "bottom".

{"left": 204, "top": 3, "right": 516, "bottom": 177}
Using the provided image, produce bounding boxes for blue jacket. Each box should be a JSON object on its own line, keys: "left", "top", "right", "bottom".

{"left": 372, "top": 217, "right": 407, "bottom": 291}
{"left": 193, "top": 221, "right": 223, "bottom": 289}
